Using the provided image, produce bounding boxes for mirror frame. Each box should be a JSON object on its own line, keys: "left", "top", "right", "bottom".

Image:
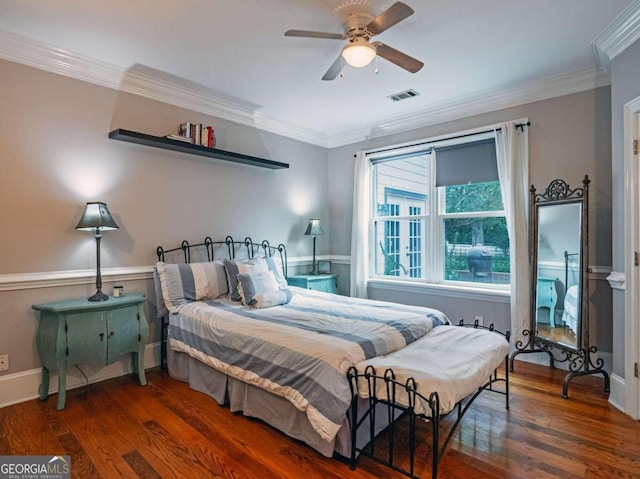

{"left": 530, "top": 176, "right": 589, "bottom": 353}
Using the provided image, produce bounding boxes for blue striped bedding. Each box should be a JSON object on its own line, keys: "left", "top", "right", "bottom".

{"left": 167, "top": 287, "right": 449, "bottom": 442}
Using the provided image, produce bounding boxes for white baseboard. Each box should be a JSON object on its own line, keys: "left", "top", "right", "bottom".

{"left": 608, "top": 373, "right": 626, "bottom": 413}
{"left": 0, "top": 342, "right": 161, "bottom": 408}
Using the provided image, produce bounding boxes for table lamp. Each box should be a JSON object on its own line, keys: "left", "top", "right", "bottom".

{"left": 75, "top": 202, "right": 119, "bottom": 301}
{"left": 304, "top": 218, "right": 324, "bottom": 275}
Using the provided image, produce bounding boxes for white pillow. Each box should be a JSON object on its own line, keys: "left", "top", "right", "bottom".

{"left": 223, "top": 258, "right": 268, "bottom": 301}
{"left": 255, "top": 256, "right": 288, "bottom": 287}
{"left": 237, "top": 270, "right": 280, "bottom": 306}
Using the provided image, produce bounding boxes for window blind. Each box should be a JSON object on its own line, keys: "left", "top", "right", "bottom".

{"left": 435, "top": 138, "right": 498, "bottom": 187}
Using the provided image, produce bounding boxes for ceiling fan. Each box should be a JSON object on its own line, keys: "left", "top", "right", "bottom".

{"left": 285, "top": 1, "right": 424, "bottom": 81}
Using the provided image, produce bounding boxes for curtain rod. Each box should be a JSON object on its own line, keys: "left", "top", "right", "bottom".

{"left": 358, "top": 121, "right": 531, "bottom": 157}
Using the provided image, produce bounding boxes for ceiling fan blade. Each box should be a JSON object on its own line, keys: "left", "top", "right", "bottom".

{"left": 366, "top": 2, "right": 414, "bottom": 36}
{"left": 322, "top": 54, "right": 343, "bottom": 81}
{"left": 375, "top": 43, "right": 423, "bottom": 73}
{"left": 285, "top": 29, "right": 344, "bottom": 40}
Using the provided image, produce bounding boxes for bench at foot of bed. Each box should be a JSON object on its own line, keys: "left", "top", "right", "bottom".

{"left": 346, "top": 321, "right": 510, "bottom": 479}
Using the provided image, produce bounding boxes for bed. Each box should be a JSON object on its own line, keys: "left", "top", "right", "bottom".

{"left": 154, "top": 236, "right": 510, "bottom": 478}
{"left": 560, "top": 251, "right": 580, "bottom": 334}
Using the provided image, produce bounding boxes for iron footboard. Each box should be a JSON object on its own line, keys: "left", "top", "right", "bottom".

{"left": 346, "top": 321, "right": 510, "bottom": 479}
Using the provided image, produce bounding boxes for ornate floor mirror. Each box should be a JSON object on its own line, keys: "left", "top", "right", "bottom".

{"left": 510, "top": 175, "right": 610, "bottom": 397}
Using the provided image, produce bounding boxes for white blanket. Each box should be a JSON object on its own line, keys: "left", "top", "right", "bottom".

{"left": 357, "top": 325, "right": 509, "bottom": 416}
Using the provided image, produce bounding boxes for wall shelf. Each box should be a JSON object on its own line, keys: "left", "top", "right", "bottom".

{"left": 108, "top": 129, "right": 289, "bottom": 169}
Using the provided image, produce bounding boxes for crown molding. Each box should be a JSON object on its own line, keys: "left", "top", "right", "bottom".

{"left": 329, "top": 67, "right": 610, "bottom": 146}
{"left": 0, "top": 30, "right": 123, "bottom": 90}
{"left": 0, "top": 29, "right": 332, "bottom": 148}
{"left": 0, "top": 28, "right": 620, "bottom": 150}
{"left": 592, "top": 1, "right": 640, "bottom": 73}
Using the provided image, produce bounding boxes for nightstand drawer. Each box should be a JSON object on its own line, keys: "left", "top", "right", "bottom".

{"left": 288, "top": 274, "right": 338, "bottom": 294}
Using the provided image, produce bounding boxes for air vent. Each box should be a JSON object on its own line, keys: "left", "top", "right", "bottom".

{"left": 388, "top": 89, "right": 420, "bottom": 102}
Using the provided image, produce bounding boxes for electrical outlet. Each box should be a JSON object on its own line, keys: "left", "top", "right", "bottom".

{"left": 0, "top": 354, "right": 8, "bottom": 372}
{"left": 475, "top": 315, "right": 484, "bottom": 326}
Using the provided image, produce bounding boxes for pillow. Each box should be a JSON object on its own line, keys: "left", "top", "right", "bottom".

{"left": 253, "top": 288, "right": 294, "bottom": 309}
{"left": 257, "top": 256, "right": 287, "bottom": 287}
{"left": 237, "top": 270, "right": 280, "bottom": 306}
{"left": 152, "top": 267, "right": 170, "bottom": 318}
{"left": 155, "top": 261, "right": 228, "bottom": 312}
{"left": 237, "top": 270, "right": 293, "bottom": 308}
{"left": 223, "top": 258, "right": 269, "bottom": 301}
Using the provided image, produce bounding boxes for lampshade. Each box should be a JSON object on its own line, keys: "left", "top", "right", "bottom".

{"left": 304, "top": 219, "right": 325, "bottom": 236}
{"left": 75, "top": 202, "right": 119, "bottom": 231}
{"left": 341, "top": 38, "right": 376, "bottom": 68}
{"left": 75, "top": 202, "right": 119, "bottom": 302}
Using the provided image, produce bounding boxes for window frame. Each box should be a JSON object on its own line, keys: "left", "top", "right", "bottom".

{"left": 367, "top": 131, "right": 509, "bottom": 292}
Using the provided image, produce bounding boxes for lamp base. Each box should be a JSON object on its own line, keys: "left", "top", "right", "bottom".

{"left": 88, "top": 290, "right": 109, "bottom": 302}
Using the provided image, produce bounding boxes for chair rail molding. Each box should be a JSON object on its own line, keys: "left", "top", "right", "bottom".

{"left": 0, "top": 256, "right": 348, "bottom": 292}
{"left": 0, "top": 266, "right": 154, "bottom": 292}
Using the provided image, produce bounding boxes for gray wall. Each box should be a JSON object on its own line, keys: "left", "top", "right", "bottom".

{"left": 0, "top": 58, "right": 329, "bottom": 376}
{"left": 328, "top": 87, "right": 613, "bottom": 348}
{"left": 0, "top": 56, "right": 616, "bottom": 382}
{"left": 610, "top": 38, "right": 640, "bottom": 377}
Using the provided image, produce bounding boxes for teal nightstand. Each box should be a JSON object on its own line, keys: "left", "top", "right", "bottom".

{"left": 536, "top": 276, "right": 558, "bottom": 327}
{"left": 287, "top": 274, "right": 338, "bottom": 294}
{"left": 32, "top": 293, "right": 148, "bottom": 410}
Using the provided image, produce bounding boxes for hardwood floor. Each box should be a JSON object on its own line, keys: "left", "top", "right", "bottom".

{"left": 1, "top": 361, "right": 637, "bottom": 479}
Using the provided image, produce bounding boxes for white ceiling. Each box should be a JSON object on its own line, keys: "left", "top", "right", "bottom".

{"left": 0, "top": 0, "right": 636, "bottom": 146}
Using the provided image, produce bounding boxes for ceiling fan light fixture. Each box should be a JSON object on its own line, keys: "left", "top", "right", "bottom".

{"left": 341, "top": 38, "right": 376, "bottom": 68}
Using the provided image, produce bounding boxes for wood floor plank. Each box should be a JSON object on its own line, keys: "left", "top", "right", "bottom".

{"left": 152, "top": 375, "right": 352, "bottom": 479}
{"left": 0, "top": 399, "right": 64, "bottom": 455}
{"left": 46, "top": 388, "right": 139, "bottom": 479}
{"left": 2, "top": 361, "right": 639, "bottom": 479}
{"left": 56, "top": 432, "right": 101, "bottom": 479}
{"left": 107, "top": 376, "right": 273, "bottom": 479}
{"left": 122, "top": 450, "right": 162, "bottom": 479}
{"left": 80, "top": 381, "right": 222, "bottom": 479}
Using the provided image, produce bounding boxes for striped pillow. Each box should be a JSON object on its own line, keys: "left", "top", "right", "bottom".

{"left": 237, "top": 270, "right": 279, "bottom": 306}
{"left": 237, "top": 271, "right": 293, "bottom": 308}
{"left": 156, "top": 261, "right": 228, "bottom": 312}
{"left": 223, "top": 258, "right": 269, "bottom": 301}
{"left": 253, "top": 289, "right": 293, "bottom": 309}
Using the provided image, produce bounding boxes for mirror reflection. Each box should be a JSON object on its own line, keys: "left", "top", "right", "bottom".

{"left": 535, "top": 202, "right": 582, "bottom": 349}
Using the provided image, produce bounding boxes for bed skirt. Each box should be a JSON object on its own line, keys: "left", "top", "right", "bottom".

{"left": 167, "top": 347, "right": 388, "bottom": 458}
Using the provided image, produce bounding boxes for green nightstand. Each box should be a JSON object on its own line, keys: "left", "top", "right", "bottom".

{"left": 32, "top": 293, "right": 148, "bottom": 410}
{"left": 287, "top": 274, "right": 338, "bottom": 294}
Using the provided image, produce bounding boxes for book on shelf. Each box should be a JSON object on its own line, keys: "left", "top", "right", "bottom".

{"left": 176, "top": 122, "right": 216, "bottom": 147}
{"left": 194, "top": 123, "right": 202, "bottom": 146}
{"left": 165, "top": 134, "right": 192, "bottom": 143}
{"left": 178, "top": 123, "right": 192, "bottom": 138}
{"left": 204, "top": 126, "right": 217, "bottom": 148}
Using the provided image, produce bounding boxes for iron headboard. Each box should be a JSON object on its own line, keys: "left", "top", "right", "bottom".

{"left": 156, "top": 235, "right": 288, "bottom": 278}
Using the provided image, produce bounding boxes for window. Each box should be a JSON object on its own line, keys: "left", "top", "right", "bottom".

{"left": 370, "top": 132, "right": 509, "bottom": 287}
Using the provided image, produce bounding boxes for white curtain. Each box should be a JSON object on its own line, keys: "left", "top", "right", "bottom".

{"left": 350, "top": 151, "right": 370, "bottom": 298}
{"left": 495, "top": 121, "right": 529, "bottom": 348}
